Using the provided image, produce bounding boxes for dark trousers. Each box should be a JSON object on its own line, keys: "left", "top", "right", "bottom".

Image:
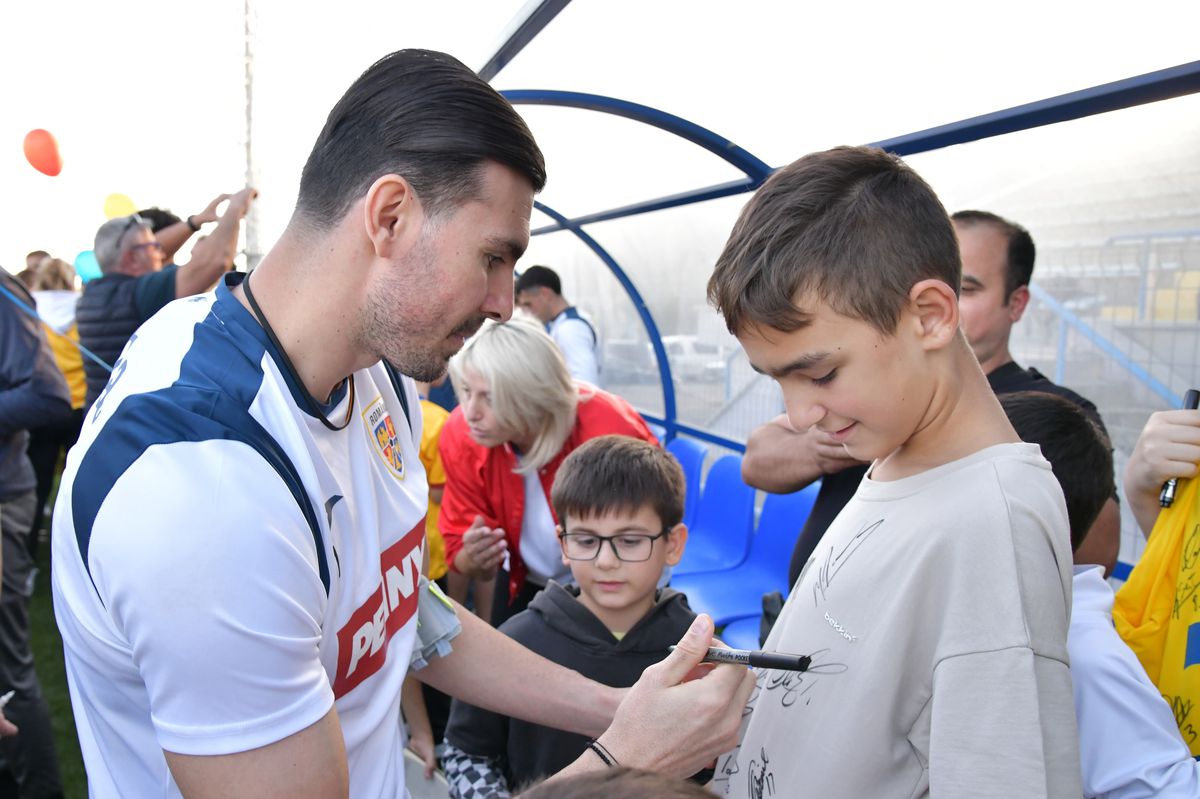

{"left": 0, "top": 492, "right": 63, "bottom": 799}
{"left": 489, "top": 572, "right": 543, "bottom": 628}
{"left": 24, "top": 409, "right": 83, "bottom": 556}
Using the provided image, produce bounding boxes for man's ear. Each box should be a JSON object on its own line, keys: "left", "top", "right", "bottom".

{"left": 664, "top": 523, "right": 688, "bottom": 566}
{"left": 908, "top": 278, "right": 959, "bottom": 351}
{"left": 1007, "top": 285, "right": 1031, "bottom": 323}
{"left": 362, "top": 174, "right": 421, "bottom": 259}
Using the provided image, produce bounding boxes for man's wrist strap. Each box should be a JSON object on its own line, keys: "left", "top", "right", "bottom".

{"left": 587, "top": 740, "right": 618, "bottom": 768}
{"left": 186, "top": 215, "right": 201, "bottom": 232}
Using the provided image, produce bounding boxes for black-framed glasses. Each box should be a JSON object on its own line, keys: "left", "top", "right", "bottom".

{"left": 559, "top": 529, "right": 670, "bottom": 562}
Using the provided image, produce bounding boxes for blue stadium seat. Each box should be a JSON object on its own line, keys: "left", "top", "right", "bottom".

{"left": 666, "top": 437, "right": 707, "bottom": 529}
{"left": 671, "top": 481, "right": 820, "bottom": 625}
{"left": 645, "top": 421, "right": 668, "bottom": 441}
{"left": 718, "top": 616, "right": 762, "bottom": 650}
{"left": 672, "top": 454, "right": 755, "bottom": 577}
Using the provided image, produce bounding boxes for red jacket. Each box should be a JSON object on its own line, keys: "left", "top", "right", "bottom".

{"left": 439, "top": 387, "right": 658, "bottom": 602}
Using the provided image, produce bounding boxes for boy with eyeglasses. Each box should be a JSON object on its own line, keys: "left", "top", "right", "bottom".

{"left": 442, "top": 435, "right": 694, "bottom": 798}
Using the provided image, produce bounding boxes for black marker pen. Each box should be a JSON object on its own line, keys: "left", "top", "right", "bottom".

{"left": 670, "top": 645, "right": 812, "bottom": 672}
{"left": 1160, "top": 388, "right": 1200, "bottom": 508}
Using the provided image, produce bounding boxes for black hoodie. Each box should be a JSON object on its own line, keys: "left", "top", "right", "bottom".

{"left": 444, "top": 581, "right": 696, "bottom": 790}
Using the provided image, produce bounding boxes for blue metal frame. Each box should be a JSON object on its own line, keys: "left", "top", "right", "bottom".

{"left": 873, "top": 60, "right": 1200, "bottom": 156}
{"left": 503, "top": 90, "right": 773, "bottom": 183}
{"left": 533, "top": 200, "right": 679, "bottom": 436}
{"left": 520, "top": 60, "right": 1200, "bottom": 237}
{"left": 507, "top": 61, "right": 1200, "bottom": 446}
{"left": 478, "top": 0, "right": 573, "bottom": 82}
{"left": 1030, "top": 284, "right": 1181, "bottom": 407}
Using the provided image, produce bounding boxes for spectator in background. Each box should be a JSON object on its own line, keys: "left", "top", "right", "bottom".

{"left": 443, "top": 435, "right": 695, "bottom": 799}
{"left": 25, "top": 258, "right": 86, "bottom": 554}
{"left": 440, "top": 318, "right": 657, "bottom": 626}
{"left": 77, "top": 187, "right": 256, "bottom": 410}
{"left": 743, "top": 208, "right": 1120, "bottom": 585}
{"left": 515, "top": 265, "right": 600, "bottom": 385}
{"left": 23, "top": 252, "right": 49, "bottom": 272}
{"left": 0, "top": 268, "right": 68, "bottom": 796}
{"left": 138, "top": 193, "right": 227, "bottom": 265}
{"left": 1123, "top": 406, "right": 1200, "bottom": 537}
{"left": 1001, "top": 391, "right": 1200, "bottom": 798}
{"left": 420, "top": 375, "right": 490, "bottom": 620}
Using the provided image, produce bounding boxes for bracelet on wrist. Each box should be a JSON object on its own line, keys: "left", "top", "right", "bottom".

{"left": 186, "top": 215, "right": 201, "bottom": 232}
{"left": 587, "top": 740, "right": 618, "bottom": 768}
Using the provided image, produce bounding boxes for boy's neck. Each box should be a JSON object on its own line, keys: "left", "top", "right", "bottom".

{"left": 872, "top": 339, "right": 1020, "bottom": 482}
{"left": 576, "top": 591, "right": 657, "bottom": 638}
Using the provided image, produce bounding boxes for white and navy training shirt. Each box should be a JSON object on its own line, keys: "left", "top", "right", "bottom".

{"left": 52, "top": 273, "right": 427, "bottom": 798}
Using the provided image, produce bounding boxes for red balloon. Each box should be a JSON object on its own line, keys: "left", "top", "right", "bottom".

{"left": 23, "top": 129, "right": 62, "bottom": 177}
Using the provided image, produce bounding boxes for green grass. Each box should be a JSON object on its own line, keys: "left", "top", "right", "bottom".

{"left": 30, "top": 537, "right": 87, "bottom": 797}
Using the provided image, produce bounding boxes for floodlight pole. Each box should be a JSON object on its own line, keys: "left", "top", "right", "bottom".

{"left": 242, "top": 0, "right": 262, "bottom": 272}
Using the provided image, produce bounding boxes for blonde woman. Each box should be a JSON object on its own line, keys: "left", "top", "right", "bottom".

{"left": 440, "top": 317, "right": 658, "bottom": 625}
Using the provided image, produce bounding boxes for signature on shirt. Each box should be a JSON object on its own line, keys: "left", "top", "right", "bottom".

{"left": 813, "top": 518, "right": 883, "bottom": 607}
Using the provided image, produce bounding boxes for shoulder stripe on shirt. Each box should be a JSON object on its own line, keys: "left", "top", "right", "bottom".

{"left": 71, "top": 312, "right": 330, "bottom": 598}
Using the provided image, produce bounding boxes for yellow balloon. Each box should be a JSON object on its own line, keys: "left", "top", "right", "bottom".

{"left": 103, "top": 193, "right": 137, "bottom": 219}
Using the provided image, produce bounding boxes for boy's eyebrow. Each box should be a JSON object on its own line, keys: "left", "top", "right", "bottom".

{"left": 961, "top": 274, "right": 984, "bottom": 289}
{"left": 749, "top": 351, "right": 831, "bottom": 379}
{"left": 564, "top": 523, "right": 660, "bottom": 535}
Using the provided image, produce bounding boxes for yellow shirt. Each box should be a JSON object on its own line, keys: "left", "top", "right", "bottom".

{"left": 419, "top": 399, "right": 450, "bottom": 581}
{"left": 45, "top": 324, "right": 86, "bottom": 410}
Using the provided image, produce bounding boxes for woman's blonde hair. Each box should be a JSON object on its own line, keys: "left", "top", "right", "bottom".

{"left": 449, "top": 317, "right": 578, "bottom": 473}
{"left": 36, "top": 258, "right": 76, "bottom": 291}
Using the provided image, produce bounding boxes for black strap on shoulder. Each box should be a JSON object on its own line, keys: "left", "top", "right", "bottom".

{"left": 382, "top": 361, "right": 416, "bottom": 443}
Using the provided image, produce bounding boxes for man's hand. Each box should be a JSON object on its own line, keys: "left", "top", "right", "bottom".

{"left": 743, "top": 414, "right": 866, "bottom": 494}
{"left": 1124, "top": 409, "right": 1200, "bottom": 536}
{"left": 224, "top": 187, "right": 258, "bottom": 219}
{"left": 809, "top": 426, "right": 865, "bottom": 475}
{"left": 591, "top": 615, "right": 756, "bottom": 778}
{"left": 0, "top": 710, "right": 17, "bottom": 738}
{"left": 192, "top": 193, "right": 231, "bottom": 226}
{"left": 406, "top": 727, "right": 437, "bottom": 779}
{"left": 455, "top": 516, "right": 507, "bottom": 579}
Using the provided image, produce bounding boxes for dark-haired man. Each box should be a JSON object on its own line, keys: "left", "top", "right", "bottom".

{"left": 744, "top": 209, "right": 1118, "bottom": 584}
{"left": 53, "top": 50, "right": 751, "bottom": 798}
{"left": 516, "top": 265, "right": 600, "bottom": 384}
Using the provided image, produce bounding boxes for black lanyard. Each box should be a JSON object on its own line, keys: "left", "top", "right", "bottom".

{"left": 242, "top": 273, "right": 356, "bottom": 432}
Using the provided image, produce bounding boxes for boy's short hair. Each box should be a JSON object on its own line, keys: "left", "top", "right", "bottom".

{"left": 516, "top": 767, "right": 712, "bottom": 799}
{"left": 515, "top": 265, "right": 562, "bottom": 296}
{"left": 551, "top": 435, "right": 685, "bottom": 529}
{"left": 708, "top": 145, "right": 961, "bottom": 336}
{"left": 951, "top": 209, "right": 1036, "bottom": 299}
{"left": 999, "top": 391, "right": 1114, "bottom": 551}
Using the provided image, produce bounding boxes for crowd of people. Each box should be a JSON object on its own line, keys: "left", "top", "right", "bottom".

{"left": 0, "top": 46, "right": 1198, "bottom": 799}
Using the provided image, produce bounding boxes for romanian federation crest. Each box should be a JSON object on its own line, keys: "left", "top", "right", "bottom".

{"left": 362, "top": 396, "right": 405, "bottom": 480}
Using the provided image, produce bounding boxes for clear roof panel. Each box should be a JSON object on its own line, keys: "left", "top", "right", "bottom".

{"left": 494, "top": 0, "right": 1200, "bottom": 181}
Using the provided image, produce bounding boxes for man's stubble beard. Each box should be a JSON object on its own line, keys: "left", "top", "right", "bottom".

{"left": 357, "top": 238, "right": 487, "bottom": 383}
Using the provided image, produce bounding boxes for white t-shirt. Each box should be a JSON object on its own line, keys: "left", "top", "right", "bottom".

{"left": 519, "top": 467, "right": 571, "bottom": 585}
{"left": 715, "top": 443, "right": 1080, "bottom": 799}
{"left": 548, "top": 307, "right": 599, "bottom": 386}
{"left": 51, "top": 275, "right": 427, "bottom": 798}
{"left": 1070, "top": 565, "right": 1200, "bottom": 798}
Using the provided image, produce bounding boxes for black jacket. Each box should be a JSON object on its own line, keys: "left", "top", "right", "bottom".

{"left": 0, "top": 273, "right": 71, "bottom": 499}
{"left": 445, "top": 581, "right": 696, "bottom": 790}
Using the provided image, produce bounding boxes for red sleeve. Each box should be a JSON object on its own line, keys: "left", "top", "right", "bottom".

{"left": 437, "top": 410, "right": 501, "bottom": 572}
